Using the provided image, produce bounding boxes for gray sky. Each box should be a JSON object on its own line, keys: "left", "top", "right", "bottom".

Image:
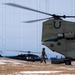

{"left": 0, "top": 0, "right": 75, "bottom": 58}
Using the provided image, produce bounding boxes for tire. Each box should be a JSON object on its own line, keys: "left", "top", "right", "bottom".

{"left": 65, "top": 60, "right": 71, "bottom": 65}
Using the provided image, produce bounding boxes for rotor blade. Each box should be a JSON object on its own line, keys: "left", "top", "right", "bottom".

{"left": 17, "top": 51, "right": 31, "bottom": 53}
{"left": 61, "top": 15, "right": 75, "bottom": 18}
{"left": 23, "top": 17, "right": 51, "bottom": 23}
{"left": 16, "top": 51, "right": 41, "bottom": 53}
{"left": 7, "top": 50, "right": 31, "bottom": 53}
{"left": 4, "top": 3, "right": 53, "bottom": 16}
{"left": 7, "top": 50, "right": 40, "bottom": 53}
{"left": 65, "top": 16, "right": 75, "bottom": 18}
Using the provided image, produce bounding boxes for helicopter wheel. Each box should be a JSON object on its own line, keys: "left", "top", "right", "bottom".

{"left": 65, "top": 60, "right": 71, "bottom": 65}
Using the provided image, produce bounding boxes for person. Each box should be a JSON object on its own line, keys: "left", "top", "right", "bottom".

{"left": 40, "top": 48, "right": 47, "bottom": 63}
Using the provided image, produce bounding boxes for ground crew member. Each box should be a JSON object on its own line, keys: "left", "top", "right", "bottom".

{"left": 40, "top": 48, "right": 47, "bottom": 63}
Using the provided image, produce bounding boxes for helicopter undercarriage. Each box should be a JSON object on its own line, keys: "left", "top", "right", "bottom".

{"left": 51, "top": 57, "right": 72, "bottom": 65}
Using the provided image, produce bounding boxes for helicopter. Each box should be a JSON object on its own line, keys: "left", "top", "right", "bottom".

{"left": 6, "top": 50, "right": 41, "bottom": 62}
{"left": 4, "top": 3, "right": 75, "bottom": 65}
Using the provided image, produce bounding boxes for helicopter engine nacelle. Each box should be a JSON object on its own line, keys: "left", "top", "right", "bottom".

{"left": 58, "top": 32, "right": 75, "bottom": 39}
{"left": 64, "top": 32, "right": 75, "bottom": 39}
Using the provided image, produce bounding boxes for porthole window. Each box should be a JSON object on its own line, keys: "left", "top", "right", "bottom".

{"left": 57, "top": 42, "right": 61, "bottom": 46}
{"left": 50, "top": 43, "right": 54, "bottom": 47}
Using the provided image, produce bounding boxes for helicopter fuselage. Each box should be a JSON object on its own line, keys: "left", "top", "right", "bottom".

{"left": 42, "top": 19, "right": 75, "bottom": 59}
{"left": 4, "top": 2, "right": 75, "bottom": 65}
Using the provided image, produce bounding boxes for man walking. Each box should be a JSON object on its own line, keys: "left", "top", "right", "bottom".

{"left": 40, "top": 48, "right": 47, "bottom": 63}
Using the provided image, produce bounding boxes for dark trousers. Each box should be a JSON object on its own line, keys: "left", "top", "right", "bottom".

{"left": 40, "top": 57, "right": 46, "bottom": 63}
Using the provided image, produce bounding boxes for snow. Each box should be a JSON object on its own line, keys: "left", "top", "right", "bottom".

{"left": 57, "top": 66, "right": 75, "bottom": 70}
{"left": 60, "top": 74, "right": 75, "bottom": 75}
{"left": 4, "top": 71, "right": 62, "bottom": 75}
{"left": 20, "top": 71, "right": 61, "bottom": 73}
{"left": 0, "top": 58, "right": 75, "bottom": 75}
{"left": 4, "top": 72, "right": 75, "bottom": 75}
{"left": 0, "top": 59, "right": 22, "bottom": 65}
{"left": 0, "top": 61, "right": 6, "bottom": 64}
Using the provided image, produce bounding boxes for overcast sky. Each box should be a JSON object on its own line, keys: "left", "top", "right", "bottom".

{"left": 0, "top": 0, "right": 75, "bottom": 58}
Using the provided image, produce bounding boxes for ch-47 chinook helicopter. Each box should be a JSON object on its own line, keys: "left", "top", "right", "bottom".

{"left": 4, "top": 3, "right": 75, "bottom": 65}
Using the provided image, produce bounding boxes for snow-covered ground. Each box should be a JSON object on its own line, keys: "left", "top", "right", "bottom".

{"left": 2, "top": 72, "right": 75, "bottom": 75}
{"left": 0, "top": 57, "right": 75, "bottom": 75}
{"left": 0, "top": 59, "right": 21, "bottom": 65}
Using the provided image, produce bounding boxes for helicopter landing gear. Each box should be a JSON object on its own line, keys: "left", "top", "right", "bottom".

{"left": 51, "top": 58, "right": 72, "bottom": 65}
{"left": 64, "top": 58, "right": 71, "bottom": 65}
